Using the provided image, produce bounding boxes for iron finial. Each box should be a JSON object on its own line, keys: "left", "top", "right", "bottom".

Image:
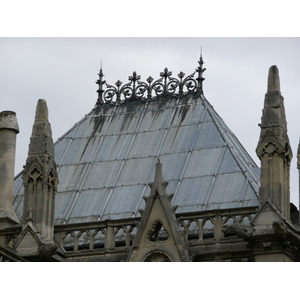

{"left": 196, "top": 51, "right": 206, "bottom": 94}
{"left": 96, "top": 62, "right": 106, "bottom": 105}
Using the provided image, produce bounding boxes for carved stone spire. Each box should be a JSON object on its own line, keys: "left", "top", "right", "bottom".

{"left": 256, "top": 66, "right": 292, "bottom": 219}
{"left": 22, "top": 99, "right": 59, "bottom": 241}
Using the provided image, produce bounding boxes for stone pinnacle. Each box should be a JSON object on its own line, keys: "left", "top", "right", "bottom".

{"left": 267, "top": 65, "right": 281, "bottom": 93}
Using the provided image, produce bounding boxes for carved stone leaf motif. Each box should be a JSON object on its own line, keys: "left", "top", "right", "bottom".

{"left": 147, "top": 219, "right": 169, "bottom": 242}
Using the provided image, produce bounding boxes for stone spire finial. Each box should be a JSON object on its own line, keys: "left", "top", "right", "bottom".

{"left": 22, "top": 99, "right": 58, "bottom": 242}
{"left": 27, "top": 99, "right": 54, "bottom": 158}
{"left": 34, "top": 98, "right": 49, "bottom": 122}
{"left": 267, "top": 65, "right": 281, "bottom": 93}
{"left": 256, "top": 66, "right": 292, "bottom": 219}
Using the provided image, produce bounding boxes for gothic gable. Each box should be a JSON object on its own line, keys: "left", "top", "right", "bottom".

{"left": 128, "top": 162, "right": 189, "bottom": 262}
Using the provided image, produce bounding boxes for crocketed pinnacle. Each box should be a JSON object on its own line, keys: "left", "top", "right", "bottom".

{"left": 27, "top": 99, "right": 54, "bottom": 158}
{"left": 256, "top": 66, "right": 292, "bottom": 161}
{"left": 22, "top": 99, "right": 58, "bottom": 242}
{"left": 256, "top": 65, "right": 292, "bottom": 219}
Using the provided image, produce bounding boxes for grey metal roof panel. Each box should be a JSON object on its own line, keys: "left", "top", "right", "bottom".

{"left": 72, "top": 117, "right": 102, "bottom": 139}
{"left": 106, "top": 112, "right": 141, "bottom": 135}
{"left": 116, "top": 157, "right": 157, "bottom": 186}
{"left": 13, "top": 173, "right": 23, "bottom": 198}
{"left": 14, "top": 93, "right": 260, "bottom": 225}
{"left": 182, "top": 148, "right": 224, "bottom": 178}
{"left": 54, "top": 191, "right": 78, "bottom": 224}
{"left": 173, "top": 102, "right": 206, "bottom": 126}
{"left": 56, "top": 164, "right": 90, "bottom": 191}
{"left": 13, "top": 194, "right": 24, "bottom": 221}
{"left": 159, "top": 152, "right": 189, "bottom": 181}
{"left": 137, "top": 107, "right": 173, "bottom": 132}
{"left": 207, "top": 172, "right": 250, "bottom": 205}
{"left": 173, "top": 176, "right": 213, "bottom": 208}
{"left": 101, "top": 185, "right": 146, "bottom": 219}
{"left": 218, "top": 148, "right": 244, "bottom": 174}
{"left": 159, "top": 124, "right": 199, "bottom": 154}
{"left": 193, "top": 121, "right": 226, "bottom": 150}
{"left": 55, "top": 137, "right": 71, "bottom": 164}
{"left": 128, "top": 130, "right": 166, "bottom": 159}
{"left": 93, "top": 134, "right": 133, "bottom": 162}
{"left": 81, "top": 160, "right": 123, "bottom": 189}
{"left": 66, "top": 188, "right": 111, "bottom": 222}
{"left": 12, "top": 174, "right": 24, "bottom": 221}
{"left": 58, "top": 137, "right": 95, "bottom": 165}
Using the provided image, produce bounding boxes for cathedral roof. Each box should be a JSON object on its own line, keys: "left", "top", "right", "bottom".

{"left": 13, "top": 58, "right": 260, "bottom": 225}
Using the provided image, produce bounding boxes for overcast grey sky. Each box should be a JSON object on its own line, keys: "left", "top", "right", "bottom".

{"left": 1, "top": 37, "right": 300, "bottom": 207}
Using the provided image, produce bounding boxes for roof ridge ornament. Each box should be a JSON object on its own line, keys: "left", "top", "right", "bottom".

{"left": 196, "top": 51, "right": 206, "bottom": 94}
{"left": 95, "top": 56, "right": 207, "bottom": 105}
{"left": 96, "top": 62, "right": 106, "bottom": 105}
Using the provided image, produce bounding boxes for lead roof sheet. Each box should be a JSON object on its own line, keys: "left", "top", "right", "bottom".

{"left": 13, "top": 93, "right": 260, "bottom": 224}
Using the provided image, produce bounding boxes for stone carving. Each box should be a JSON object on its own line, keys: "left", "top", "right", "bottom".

{"left": 38, "top": 244, "right": 57, "bottom": 260}
{"left": 223, "top": 223, "right": 253, "bottom": 240}
{"left": 146, "top": 219, "right": 169, "bottom": 242}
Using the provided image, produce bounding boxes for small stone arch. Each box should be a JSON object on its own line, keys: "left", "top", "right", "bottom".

{"left": 143, "top": 250, "right": 172, "bottom": 262}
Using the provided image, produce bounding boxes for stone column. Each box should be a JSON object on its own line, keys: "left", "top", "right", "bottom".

{"left": 0, "top": 111, "right": 20, "bottom": 229}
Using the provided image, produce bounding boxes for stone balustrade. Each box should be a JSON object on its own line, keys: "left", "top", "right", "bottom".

{"left": 53, "top": 207, "right": 257, "bottom": 253}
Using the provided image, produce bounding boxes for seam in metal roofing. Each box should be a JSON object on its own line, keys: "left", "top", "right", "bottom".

{"left": 14, "top": 92, "right": 260, "bottom": 225}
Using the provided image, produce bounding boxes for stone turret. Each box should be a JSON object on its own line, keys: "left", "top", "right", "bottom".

{"left": 22, "top": 99, "right": 58, "bottom": 241}
{"left": 256, "top": 65, "right": 292, "bottom": 219}
{"left": 0, "top": 111, "right": 19, "bottom": 230}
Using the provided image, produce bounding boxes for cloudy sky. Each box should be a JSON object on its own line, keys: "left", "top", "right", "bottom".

{"left": 1, "top": 37, "right": 300, "bottom": 207}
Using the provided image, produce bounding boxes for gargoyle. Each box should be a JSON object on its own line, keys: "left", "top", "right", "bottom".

{"left": 38, "top": 244, "right": 57, "bottom": 260}
{"left": 223, "top": 223, "right": 253, "bottom": 240}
